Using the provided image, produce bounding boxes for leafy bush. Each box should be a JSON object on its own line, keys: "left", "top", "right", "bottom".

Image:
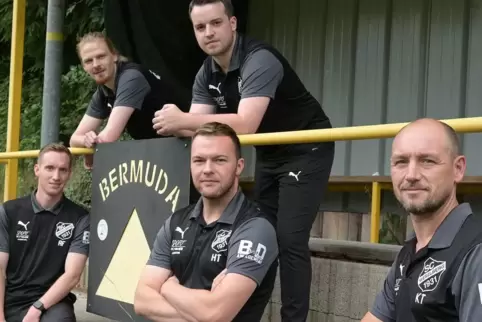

{"left": 0, "top": 0, "right": 104, "bottom": 206}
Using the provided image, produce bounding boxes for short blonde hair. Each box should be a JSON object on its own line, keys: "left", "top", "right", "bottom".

{"left": 38, "top": 143, "right": 73, "bottom": 169}
{"left": 76, "top": 31, "right": 128, "bottom": 62}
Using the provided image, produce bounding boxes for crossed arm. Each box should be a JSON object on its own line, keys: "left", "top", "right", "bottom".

{"left": 134, "top": 215, "right": 278, "bottom": 322}
{"left": 134, "top": 266, "right": 257, "bottom": 322}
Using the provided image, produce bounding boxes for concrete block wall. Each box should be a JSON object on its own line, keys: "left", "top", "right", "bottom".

{"left": 261, "top": 258, "right": 390, "bottom": 321}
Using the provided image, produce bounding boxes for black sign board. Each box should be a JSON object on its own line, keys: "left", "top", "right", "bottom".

{"left": 87, "top": 138, "right": 191, "bottom": 321}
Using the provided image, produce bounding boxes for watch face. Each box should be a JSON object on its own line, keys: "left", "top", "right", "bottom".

{"left": 33, "top": 301, "right": 43, "bottom": 310}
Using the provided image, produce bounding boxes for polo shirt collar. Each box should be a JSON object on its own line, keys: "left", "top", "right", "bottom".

{"left": 211, "top": 32, "right": 242, "bottom": 74}
{"left": 190, "top": 187, "right": 245, "bottom": 225}
{"left": 31, "top": 189, "right": 64, "bottom": 215}
{"left": 405, "top": 203, "right": 473, "bottom": 249}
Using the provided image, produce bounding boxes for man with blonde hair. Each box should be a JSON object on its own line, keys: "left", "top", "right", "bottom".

{"left": 70, "top": 32, "right": 189, "bottom": 168}
{"left": 0, "top": 143, "right": 90, "bottom": 322}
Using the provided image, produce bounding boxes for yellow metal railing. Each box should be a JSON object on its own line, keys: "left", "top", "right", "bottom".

{"left": 2, "top": 117, "right": 482, "bottom": 243}
{"left": 4, "top": 0, "right": 26, "bottom": 202}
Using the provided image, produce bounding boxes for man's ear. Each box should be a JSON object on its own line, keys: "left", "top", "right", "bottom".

{"left": 453, "top": 155, "right": 466, "bottom": 183}
{"left": 236, "top": 157, "right": 244, "bottom": 176}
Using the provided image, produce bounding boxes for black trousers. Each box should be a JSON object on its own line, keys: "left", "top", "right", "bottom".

{"left": 254, "top": 141, "right": 334, "bottom": 322}
{"left": 6, "top": 298, "right": 76, "bottom": 322}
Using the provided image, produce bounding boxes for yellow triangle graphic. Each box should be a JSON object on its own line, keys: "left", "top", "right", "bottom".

{"left": 96, "top": 208, "right": 151, "bottom": 304}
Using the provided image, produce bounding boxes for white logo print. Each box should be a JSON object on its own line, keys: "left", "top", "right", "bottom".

{"left": 55, "top": 222, "right": 75, "bottom": 241}
{"left": 289, "top": 171, "right": 301, "bottom": 181}
{"left": 237, "top": 76, "right": 243, "bottom": 93}
{"left": 417, "top": 257, "right": 446, "bottom": 292}
{"left": 149, "top": 69, "right": 161, "bottom": 80}
{"left": 209, "top": 82, "right": 222, "bottom": 94}
{"left": 175, "top": 226, "right": 189, "bottom": 239}
{"left": 17, "top": 221, "right": 29, "bottom": 230}
{"left": 55, "top": 222, "right": 75, "bottom": 247}
{"left": 237, "top": 240, "right": 267, "bottom": 264}
{"left": 478, "top": 283, "right": 482, "bottom": 304}
{"left": 211, "top": 230, "right": 232, "bottom": 253}
{"left": 400, "top": 264, "right": 405, "bottom": 276}
{"left": 82, "top": 231, "right": 90, "bottom": 245}
{"left": 16, "top": 221, "right": 31, "bottom": 242}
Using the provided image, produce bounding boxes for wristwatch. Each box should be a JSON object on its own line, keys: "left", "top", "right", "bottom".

{"left": 32, "top": 300, "right": 46, "bottom": 313}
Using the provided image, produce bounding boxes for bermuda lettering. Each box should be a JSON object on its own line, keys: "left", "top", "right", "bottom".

{"left": 237, "top": 240, "right": 266, "bottom": 264}
{"left": 98, "top": 160, "right": 180, "bottom": 212}
{"left": 211, "top": 254, "right": 222, "bottom": 262}
{"left": 415, "top": 292, "right": 426, "bottom": 304}
{"left": 165, "top": 186, "right": 180, "bottom": 213}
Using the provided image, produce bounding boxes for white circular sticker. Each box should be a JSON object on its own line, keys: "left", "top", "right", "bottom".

{"left": 97, "top": 219, "right": 108, "bottom": 241}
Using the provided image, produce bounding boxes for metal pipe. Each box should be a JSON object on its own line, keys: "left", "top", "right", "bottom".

{"left": 3, "top": 0, "right": 26, "bottom": 202}
{"left": 238, "top": 117, "right": 482, "bottom": 145}
{"left": 40, "top": 0, "right": 65, "bottom": 146}
{"left": 0, "top": 147, "right": 93, "bottom": 160}
{"left": 2, "top": 116, "right": 482, "bottom": 160}
{"left": 370, "top": 182, "right": 381, "bottom": 243}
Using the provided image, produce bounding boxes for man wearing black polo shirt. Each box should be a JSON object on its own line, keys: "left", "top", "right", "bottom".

{"left": 362, "top": 118, "right": 482, "bottom": 322}
{"left": 0, "top": 143, "right": 90, "bottom": 322}
{"left": 134, "top": 122, "right": 278, "bottom": 322}
{"left": 70, "top": 32, "right": 189, "bottom": 169}
{"left": 152, "top": 1, "right": 335, "bottom": 320}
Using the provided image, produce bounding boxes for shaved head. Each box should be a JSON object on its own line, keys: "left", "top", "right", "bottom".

{"left": 390, "top": 118, "right": 466, "bottom": 216}
{"left": 396, "top": 119, "right": 461, "bottom": 158}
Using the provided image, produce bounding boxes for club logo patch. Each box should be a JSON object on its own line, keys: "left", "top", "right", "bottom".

{"left": 418, "top": 257, "right": 446, "bottom": 292}
{"left": 211, "top": 229, "right": 232, "bottom": 253}
{"left": 55, "top": 222, "right": 75, "bottom": 241}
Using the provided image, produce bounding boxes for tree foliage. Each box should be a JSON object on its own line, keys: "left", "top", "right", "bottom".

{"left": 0, "top": 0, "right": 104, "bottom": 206}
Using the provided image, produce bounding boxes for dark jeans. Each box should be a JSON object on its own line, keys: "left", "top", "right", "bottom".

{"left": 254, "top": 141, "right": 334, "bottom": 322}
{"left": 6, "top": 298, "right": 76, "bottom": 322}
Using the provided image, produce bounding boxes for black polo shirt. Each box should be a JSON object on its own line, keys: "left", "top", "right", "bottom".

{"left": 192, "top": 32, "right": 332, "bottom": 159}
{"left": 0, "top": 191, "right": 90, "bottom": 313}
{"left": 147, "top": 189, "right": 278, "bottom": 321}
{"left": 86, "top": 61, "right": 189, "bottom": 140}
{"left": 370, "top": 203, "right": 482, "bottom": 322}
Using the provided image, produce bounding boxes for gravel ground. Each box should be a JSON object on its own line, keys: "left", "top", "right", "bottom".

{"left": 73, "top": 291, "right": 115, "bottom": 322}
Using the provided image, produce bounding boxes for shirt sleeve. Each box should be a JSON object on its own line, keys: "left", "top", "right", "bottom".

{"left": 226, "top": 217, "right": 278, "bottom": 286}
{"left": 85, "top": 89, "right": 110, "bottom": 119}
{"left": 146, "top": 215, "right": 172, "bottom": 270}
{"left": 114, "top": 69, "right": 151, "bottom": 111}
{"left": 191, "top": 65, "right": 216, "bottom": 106}
{"left": 0, "top": 205, "right": 9, "bottom": 253}
{"left": 68, "top": 214, "right": 90, "bottom": 256}
{"left": 452, "top": 243, "right": 482, "bottom": 321}
{"left": 239, "top": 49, "right": 284, "bottom": 100}
{"left": 370, "top": 258, "right": 397, "bottom": 322}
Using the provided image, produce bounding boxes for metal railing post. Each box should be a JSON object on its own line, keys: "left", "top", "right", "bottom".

{"left": 3, "top": 0, "right": 26, "bottom": 202}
